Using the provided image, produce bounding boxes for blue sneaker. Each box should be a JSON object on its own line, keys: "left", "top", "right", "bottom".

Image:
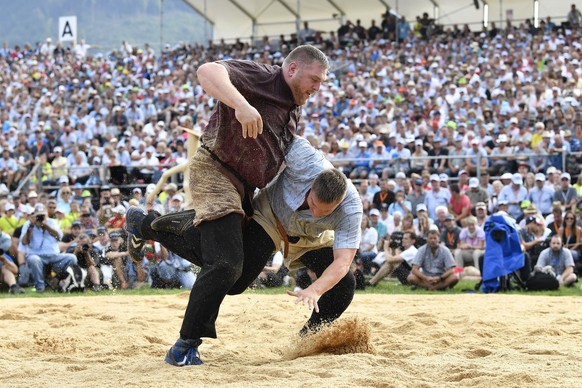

{"left": 124, "top": 207, "right": 146, "bottom": 239}
{"left": 165, "top": 338, "right": 203, "bottom": 366}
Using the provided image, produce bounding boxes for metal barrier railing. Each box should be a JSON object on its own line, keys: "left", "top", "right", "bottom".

{"left": 12, "top": 147, "right": 581, "bottom": 194}
{"left": 328, "top": 148, "right": 581, "bottom": 180}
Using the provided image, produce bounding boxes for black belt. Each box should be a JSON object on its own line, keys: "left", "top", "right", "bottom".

{"left": 200, "top": 142, "right": 253, "bottom": 193}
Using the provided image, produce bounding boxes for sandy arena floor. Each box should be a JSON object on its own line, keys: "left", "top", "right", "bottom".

{"left": 1, "top": 293, "right": 581, "bottom": 387}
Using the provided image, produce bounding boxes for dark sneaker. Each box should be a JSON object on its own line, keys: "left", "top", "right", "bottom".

{"left": 151, "top": 209, "right": 196, "bottom": 236}
{"left": 124, "top": 207, "right": 147, "bottom": 239}
{"left": 127, "top": 234, "right": 145, "bottom": 264}
{"left": 9, "top": 284, "right": 25, "bottom": 294}
{"left": 165, "top": 338, "right": 203, "bottom": 366}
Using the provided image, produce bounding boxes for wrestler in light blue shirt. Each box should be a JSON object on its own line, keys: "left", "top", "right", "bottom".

{"left": 266, "top": 136, "right": 362, "bottom": 250}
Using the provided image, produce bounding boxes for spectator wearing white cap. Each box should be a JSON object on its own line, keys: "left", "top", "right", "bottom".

{"left": 0, "top": 148, "right": 18, "bottom": 191}
{"left": 528, "top": 173, "right": 555, "bottom": 217}
{"left": 385, "top": 138, "right": 410, "bottom": 178}
{"left": 369, "top": 141, "right": 390, "bottom": 177}
{"left": 364, "top": 173, "right": 381, "bottom": 204}
{"left": 331, "top": 140, "right": 354, "bottom": 176}
{"left": 498, "top": 173, "right": 528, "bottom": 220}
{"left": 409, "top": 139, "right": 428, "bottom": 175}
{"left": 528, "top": 142, "right": 549, "bottom": 174}
{"left": 544, "top": 166, "right": 559, "bottom": 191}
{"left": 547, "top": 134, "right": 569, "bottom": 172}
{"left": 446, "top": 135, "right": 466, "bottom": 177}
{"left": 465, "top": 138, "right": 488, "bottom": 176}
{"left": 457, "top": 169, "right": 470, "bottom": 192}
{"left": 169, "top": 194, "right": 185, "bottom": 213}
{"left": 394, "top": 171, "right": 408, "bottom": 193}
{"left": 407, "top": 178, "right": 426, "bottom": 217}
{"left": 19, "top": 203, "right": 77, "bottom": 293}
{"left": 161, "top": 183, "right": 178, "bottom": 214}
{"left": 141, "top": 115, "right": 159, "bottom": 137}
{"left": 427, "top": 136, "right": 448, "bottom": 175}
{"left": 132, "top": 187, "right": 143, "bottom": 202}
{"left": 466, "top": 177, "right": 489, "bottom": 211}
{"left": 367, "top": 207, "right": 387, "bottom": 246}
{"left": 69, "top": 152, "right": 92, "bottom": 185}
{"left": 39, "top": 37, "right": 55, "bottom": 56}
{"left": 554, "top": 172, "right": 579, "bottom": 213}
{"left": 388, "top": 190, "right": 411, "bottom": 217}
{"left": 350, "top": 141, "right": 371, "bottom": 180}
{"left": 105, "top": 205, "right": 127, "bottom": 230}
{"left": 372, "top": 178, "right": 396, "bottom": 210}
{"left": 0, "top": 203, "right": 20, "bottom": 236}
{"left": 132, "top": 145, "right": 159, "bottom": 183}
{"left": 116, "top": 142, "right": 132, "bottom": 167}
{"left": 424, "top": 174, "right": 451, "bottom": 220}
{"left": 488, "top": 134, "right": 511, "bottom": 176}
{"left": 438, "top": 173, "right": 451, "bottom": 192}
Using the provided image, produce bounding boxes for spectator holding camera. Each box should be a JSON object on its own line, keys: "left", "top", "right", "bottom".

{"left": 60, "top": 220, "right": 84, "bottom": 251}
{"left": 18, "top": 204, "right": 77, "bottom": 293}
{"left": 100, "top": 230, "right": 129, "bottom": 289}
{"left": 519, "top": 215, "right": 551, "bottom": 270}
{"left": 367, "top": 231, "right": 417, "bottom": 287}
{"left": 68, "top": 233, "right": 101, "bottom": 291}
{"left": 96, "top": 185, "right": 115, "bottom": 225}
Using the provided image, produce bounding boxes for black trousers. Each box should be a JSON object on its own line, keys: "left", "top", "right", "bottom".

{"left": 140, "top": 212, "right": 355, "bottom": 340}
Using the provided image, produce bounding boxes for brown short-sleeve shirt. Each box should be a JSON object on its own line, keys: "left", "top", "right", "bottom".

{"left": 201, "top": 60, "right": 300, "bottom": 189}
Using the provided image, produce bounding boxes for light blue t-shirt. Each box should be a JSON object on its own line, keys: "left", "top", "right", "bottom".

{"left": 266, "top": 137, "right": 363, "bottom": 250}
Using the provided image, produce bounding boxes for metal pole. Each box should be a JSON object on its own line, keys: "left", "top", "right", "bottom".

{"left": 204, "top": 0, "right": 209, "bottom": 45}
{"left": 160, "top": 0, "right": 164, "bottom": 53}
{"left": 395, "top": 0, "right": 399, "bottom": 42}
{"left": 296, "top": 0, "right": 301, "bottom": 39}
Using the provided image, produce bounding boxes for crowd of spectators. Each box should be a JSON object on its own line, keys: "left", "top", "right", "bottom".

{"left": 0, "top": 7, "right": 581, "bottom": 293}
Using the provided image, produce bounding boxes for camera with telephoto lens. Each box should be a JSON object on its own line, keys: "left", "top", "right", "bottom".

{"left": 36, "top": 214, "right": 45, "bottom": 222}
{"left": 82, "top": 244, "right": 90, "bottom": 251}
{"left": 389, "top": 231, "right": 404, "bottom": 250}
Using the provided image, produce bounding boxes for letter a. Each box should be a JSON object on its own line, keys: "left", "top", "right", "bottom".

{"left": 62, "top": 21, "right": 73, "bottom": 38}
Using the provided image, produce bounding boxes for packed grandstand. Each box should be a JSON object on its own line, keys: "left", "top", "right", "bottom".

{"left": 0, "top": 8, "right": 581, "bottom": 294}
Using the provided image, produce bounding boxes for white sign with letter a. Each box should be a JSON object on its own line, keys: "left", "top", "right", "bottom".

{"left": 59, "top": 16, "right": 77, "bottom": 42}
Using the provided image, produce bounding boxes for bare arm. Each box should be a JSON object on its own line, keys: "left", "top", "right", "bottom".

{"left": 287, "top": 248, "right": 356, "bottom": 313}
{"left": 0, "top": 255, "right": 18, "bottom": 275}
{"left": 197, "top": 62, "right": 263, "bottom": 139}
{"left": 158, "top": 244, "right": 169, "bottom": 261}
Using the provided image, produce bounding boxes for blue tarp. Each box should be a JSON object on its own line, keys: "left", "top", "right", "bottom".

{"left": 482, "top": 214, "right": 525, "bottom": 293}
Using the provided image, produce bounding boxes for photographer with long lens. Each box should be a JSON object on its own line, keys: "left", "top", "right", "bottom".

{"left": 18, "top": 204, "right": 77, "bottom": 293}
{"left": 69, "top": 233, "right": 102, "bottom": 291}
